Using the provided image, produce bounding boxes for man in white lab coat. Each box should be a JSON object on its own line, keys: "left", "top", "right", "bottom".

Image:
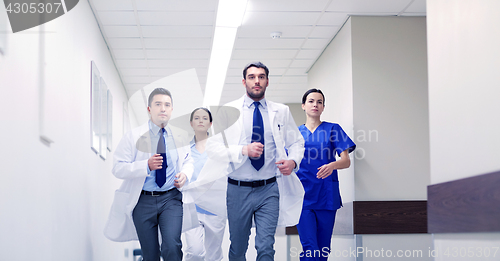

{"left": 202, "top": 62, "right": 305, "bottom": 261}
{"left": 104, "top": 88, "right": 194, "bottom": 261}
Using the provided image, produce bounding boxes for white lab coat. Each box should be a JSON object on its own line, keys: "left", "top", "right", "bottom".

{"left": 183, "top": 95, "right": 305, "bottom": 227}
{"left": 104, "top": 122, "right": 196, "bottom": 242}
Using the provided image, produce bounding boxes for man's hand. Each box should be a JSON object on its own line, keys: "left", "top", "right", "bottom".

{"left": 276, "top": 159, "right": 296, "bottom": 176}
{"left": 244, "top": 142, "right": 264, "bottom": 158}
{"left": 148, "top": 154, "right": 163, "bottom": 171}
{"left": 174, "top": 172, "right": 187, "bottom": 188}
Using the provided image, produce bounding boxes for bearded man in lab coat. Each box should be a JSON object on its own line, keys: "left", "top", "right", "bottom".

{"left": 201, "top": 62, "right": 305, "bottom": 261}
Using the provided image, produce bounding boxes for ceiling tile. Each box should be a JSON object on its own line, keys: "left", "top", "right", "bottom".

{"left": 90, "top": 0, "right": 134, "bottom": 11}
{"left": 107, "top": 38, "right": 143, "bottom": 49}
{"left": 317, "top": 12, "right": 349, "bottom": 26}
{"left": 116, "top": 59, "right": 148, "bottom": 68}
{"left": 143, "top": 38, "right": 212, "bottom": 49}
{"left": 277, "top": 75, "right": 308, "bottom": 84}
{"left": 146, "top": 50, "right": 211, "bottom": 59}
{"left": 147, "top": 59, "right": 209, "bottom": 68}
{"left": 125, "top": 83, "right": 148, "bottom": 93}
{"left": 141, "top": 26, "right": 214, "bottom": 38}
{"left": 103, "top": 26, "right": 140, "bottom": 37}
{"left": 149, "top": 68, "right": 208, "bottom": 77}
{"left": 232, "top": 49, "right": 298, "bottom": 59}
{"left": 296, "top": 49, "right": 323, "bottom": 59}
{"left": 302, "top": 38, "right": 331, "bottom": 49}
{"left": 243, "top": 12, "right": 322, "bottom": 26}
{"left": 405, "top": 0, "right": 426, "bottom": 13}
{"left": 97, "top": 11, "right": 137, "bottom": 26}
{"left": 268, "top": 68, "right": 287, "bottom": 75}
{"left": 234, "top": 38, "right": 304, "bottom": 49}
{"left": 122, "top": 76, "right": 152, "bottom": 84}
{"left": 285, "top": 68, "right": 309, "bottom": 75}
{"left": 228, "top": 59, "right": 294, "bottom": 69}
{"left": 238, "top": 25, "right": 313, "bottom": 38}
{"left": 247, "top": 0, "right": 331, "bottom": 12}
{"left": 91, "top": 0, "right": 426, "bottom": 109}
{"left": 327, "top": 0, "right": 412, "bottom": 13}
{"left": 309, "top": 26, "right": 340, "bottom": 38}
{"left": 225, "top": 76, "right": 243, "bottom": 84}
{"left": 113, "top": 49, "right": 145, "bottom": 59}
{"left": 290, "top": 59, "right": 315, "bottom": 68}
{"left": 137, "top": 11, "right": 215, "bottom": 26}
{"left": 120, "top": 68, "right": 150, "bottom": 76}
{"left": 226, "top": 68, "right": 244, "bottom": 77}
{"left": 135, "top": 0, "right": 217, "bottom": 11}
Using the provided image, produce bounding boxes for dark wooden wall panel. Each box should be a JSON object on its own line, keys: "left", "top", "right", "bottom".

{"left": 287, "top": 201, "right": 427, "bottom": 235}
{"left": 428, "top": 171, "right": 500, "bottom": 233}
{"left": 353, "top": 201, "right": 427, "bottom": 234}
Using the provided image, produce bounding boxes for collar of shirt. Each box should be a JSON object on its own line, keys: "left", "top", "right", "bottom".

{"left": 190, "top": 136, "right": 196, "bottom": 148}
{"left": 148, "top": 120, "right": 172, "bottom": 137}
{"left": 243, "top": 95, "right": 268, "bottom": 110}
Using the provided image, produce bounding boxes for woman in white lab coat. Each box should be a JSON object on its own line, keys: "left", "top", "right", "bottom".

{"left": 183, "top": 107, "right": 226, "bottom": 261}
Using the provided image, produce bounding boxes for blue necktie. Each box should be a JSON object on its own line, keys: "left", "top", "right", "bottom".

{"left": 251, "top": 101, "right": 265, "bottom": 171}
{"left": 156, "top": 128, "right": 167, "bottom": 187}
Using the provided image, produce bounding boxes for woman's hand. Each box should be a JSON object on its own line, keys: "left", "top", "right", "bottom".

{"left": 316, "top": 163, "right": 335, "bottom": 179}
{"left": 316, "top": 150, "right": 351, "bottom": 179}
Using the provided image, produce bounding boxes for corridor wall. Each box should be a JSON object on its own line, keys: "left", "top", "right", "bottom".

{"left": 0, "top": 1, "right": 138, "bottom": 260}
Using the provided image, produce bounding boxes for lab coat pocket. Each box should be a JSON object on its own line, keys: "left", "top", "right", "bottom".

{"left": 110, "top": 190, "right": 129, "bottom": 218}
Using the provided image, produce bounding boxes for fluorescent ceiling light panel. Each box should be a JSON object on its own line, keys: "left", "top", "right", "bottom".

{"left": 203, "top": 0, "right": 248, "bottom": 107}
{"left": 203, "top": 27, "right": 238, "bottom": 107}
{"left": 216, "top": 0, "right": 248, "bottom": 27}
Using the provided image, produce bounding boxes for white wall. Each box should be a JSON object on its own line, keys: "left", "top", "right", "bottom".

{"left": 351, "top": 16, "right": 430, "bottom": 201}
{"left": 0, "top": 2, "right": 138, "bottom": 260}
{"left": 427, "top": 0, "right": 500, "bottom": 185}
{"left": 297, "top": 16, "right": 432, "bottom": 261}
{"left": 308, "top": 19, "right": 355, "bottom": 235}
{"left": 427, "top": 0, "right": 500, "bottom": 260}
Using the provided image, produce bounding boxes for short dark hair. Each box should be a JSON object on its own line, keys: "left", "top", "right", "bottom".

{"left": 302, "top": 88, "right": 325, "bottom": 104}
{"left": 148, "top": 88, "right": 173, "bottom": 107}
{"left": 190, "top": 107, "right": 213, "bottom": 123}
{"left": 243, "top": 62, "right": 269, "bottom": 79}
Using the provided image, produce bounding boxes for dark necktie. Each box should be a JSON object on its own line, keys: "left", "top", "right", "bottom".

{"left": 156, "top": 128, "right": 167, "bottom": 187}
{"left": 251, "top": 101, "right": 265, "bottom": 171}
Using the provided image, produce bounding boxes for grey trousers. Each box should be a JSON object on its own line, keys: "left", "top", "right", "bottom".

{"left": 226, "top": 181, "right": 280, "bottom": 261}
{"left": 132, "top": 189, "right": 183, "bottom": 261}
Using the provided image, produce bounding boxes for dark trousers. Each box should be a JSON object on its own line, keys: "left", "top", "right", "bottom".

{"left": 296, "top": 209, "right": 337, "bottom": 261}
{"left": 132, "top": 189, "right": 183, "bottom": 261}
{"left": 226, "top": 181, "right": 280, "bottom": 261}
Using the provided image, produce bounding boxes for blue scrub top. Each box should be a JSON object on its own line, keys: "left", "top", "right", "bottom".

{"left": 297, "top": 122, "right": 356, "bottom": 210}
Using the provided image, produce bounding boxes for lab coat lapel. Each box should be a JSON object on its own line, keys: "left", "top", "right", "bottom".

{"left": 267, "top": 101, "right": 279, "bottom": 136}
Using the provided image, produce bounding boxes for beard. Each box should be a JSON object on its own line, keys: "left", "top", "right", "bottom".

{"left": 246, "top": 86, "right": 265, "bottom": 100}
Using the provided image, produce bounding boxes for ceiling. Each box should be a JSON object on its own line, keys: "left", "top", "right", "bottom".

{"left": 88, "top": 0, "right": 426, "bottom": 105}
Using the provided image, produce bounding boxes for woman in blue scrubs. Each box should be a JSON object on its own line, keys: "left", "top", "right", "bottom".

{"left": 296, "top": 89, "right": 356, "bottom": 261}
{"left": 183, "top": 108, "right": 226, "bottom": 261}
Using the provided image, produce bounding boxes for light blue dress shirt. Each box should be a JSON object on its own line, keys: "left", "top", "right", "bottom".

{"left": 143, "top": 120, "right": 178, "bottom": 191}
{"left": 190, "top": 138, "right": 216, "bottom": 215}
